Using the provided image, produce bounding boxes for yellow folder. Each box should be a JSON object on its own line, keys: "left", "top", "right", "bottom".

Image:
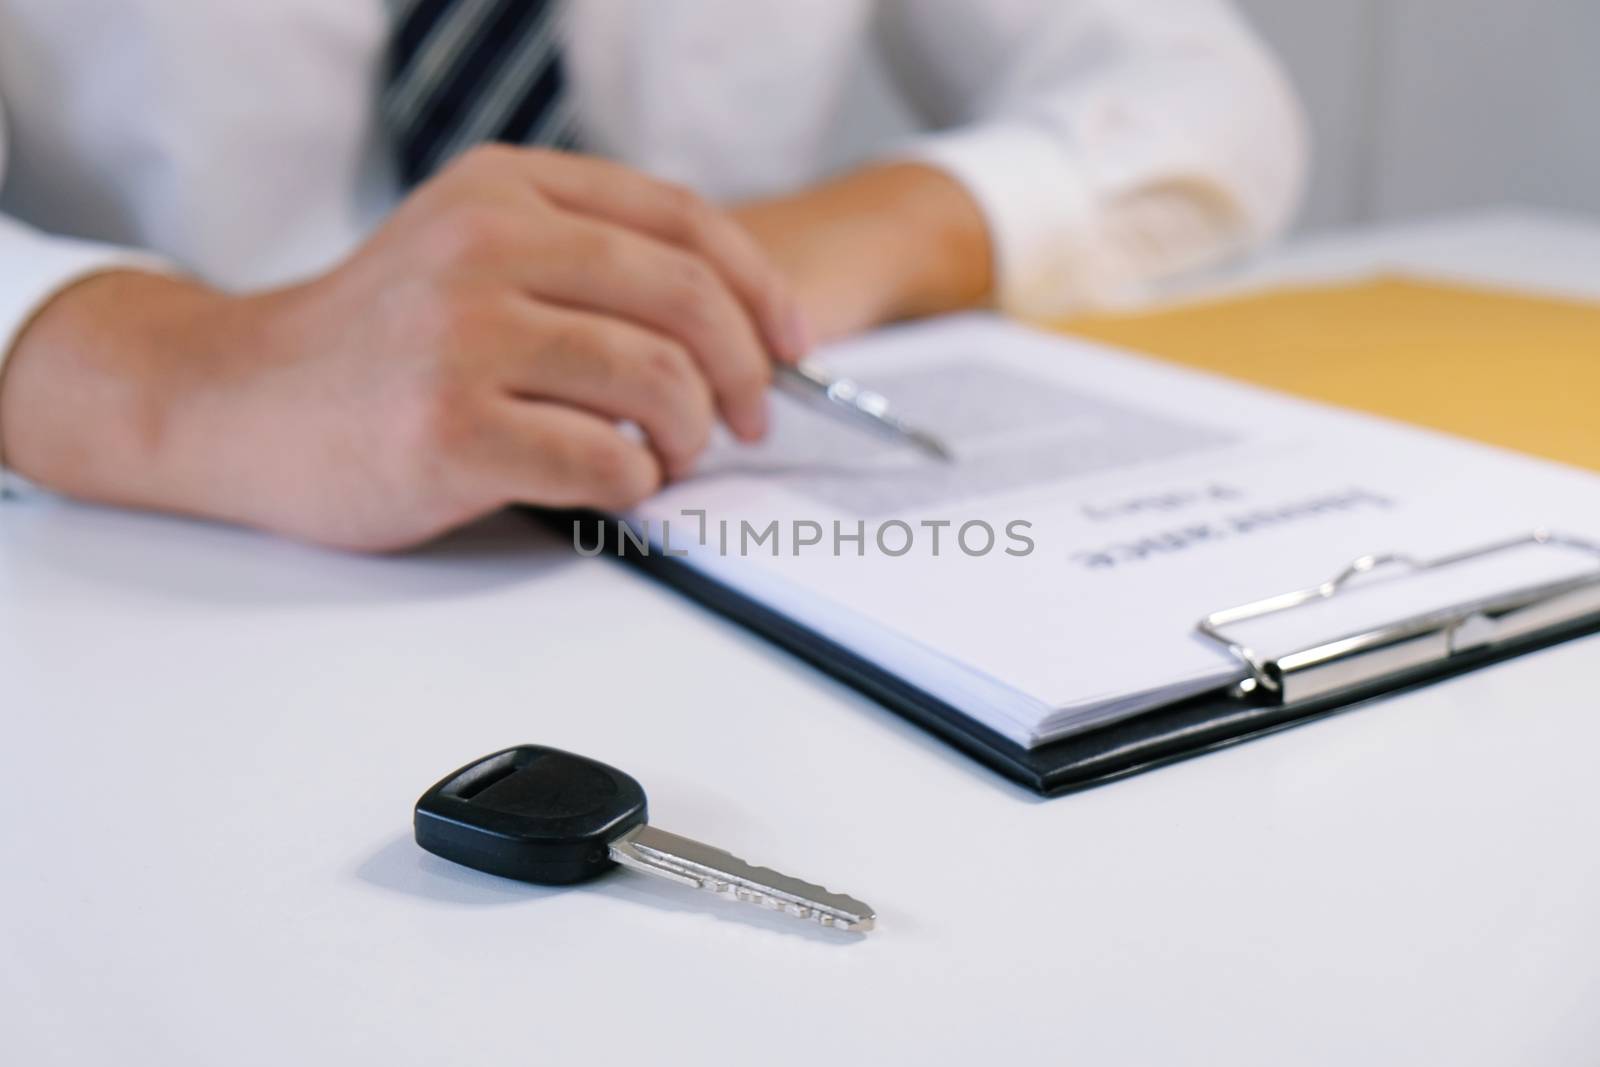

{"left": 1061, "top": 276, "right": 1600, "bottom": 472}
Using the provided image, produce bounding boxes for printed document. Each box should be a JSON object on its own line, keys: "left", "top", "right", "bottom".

{"left": 622, "top": 315, "right": 1600, "bottom": 747}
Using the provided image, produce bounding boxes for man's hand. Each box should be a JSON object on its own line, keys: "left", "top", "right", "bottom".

{"left": 732, "top": 162, "right": 994, "bottom": 343}
{"left": 0, "top": 146, "right": 808, "bottom": 550}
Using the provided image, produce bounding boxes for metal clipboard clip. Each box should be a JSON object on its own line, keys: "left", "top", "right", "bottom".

{"left": 1196, "top": 530, "right": 1600, "bottom": 706}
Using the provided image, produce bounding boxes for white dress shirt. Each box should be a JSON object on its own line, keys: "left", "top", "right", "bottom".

{"left": 0, "top": 0, "right": 1305, "bottom": 414}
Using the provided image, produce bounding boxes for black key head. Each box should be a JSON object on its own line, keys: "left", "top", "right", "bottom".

{"left": 414, "top": 745, "right": 648, "bottom": 886}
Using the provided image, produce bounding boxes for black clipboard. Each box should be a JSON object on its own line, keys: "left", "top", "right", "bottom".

{"left": 543, "top": 513, "right": 1600, "bottom": 797}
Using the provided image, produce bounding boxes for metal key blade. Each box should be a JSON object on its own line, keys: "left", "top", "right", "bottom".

{"left": 609, "top": 825, "right": 876, "bottom": 932}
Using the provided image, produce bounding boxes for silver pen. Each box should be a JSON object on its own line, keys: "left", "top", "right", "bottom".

{"left": 775, "top": 362, "right": 954, "bottom": 462}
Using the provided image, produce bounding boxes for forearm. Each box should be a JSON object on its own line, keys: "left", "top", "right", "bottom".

{"left": 869, "top": 1, "right": 1306, "bottom": 317}
{"left": 732, "top": 162, "right": 993, "bottom": 342}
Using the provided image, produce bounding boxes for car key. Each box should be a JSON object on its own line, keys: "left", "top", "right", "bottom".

{"left": 414, "top": 745, "right": 876, "bottom": 932}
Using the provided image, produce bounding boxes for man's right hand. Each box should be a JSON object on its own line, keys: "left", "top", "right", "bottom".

{"left": 0, "top": 146, "right": 808, "bottom": 550}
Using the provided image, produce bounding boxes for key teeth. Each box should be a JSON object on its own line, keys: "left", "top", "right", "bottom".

{"left": 685, "top": 872, "right": 868, "bottom": 931}
{"left": 617, "top": 829, "right": 875, "bottom": 932}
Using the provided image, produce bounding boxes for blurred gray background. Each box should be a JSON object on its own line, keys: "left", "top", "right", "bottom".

{"left": 839, "top": 0, "right": 1600, "bottom": 236}
{"left": 1236, "top": 0, "right": 1599, "bottom": 232}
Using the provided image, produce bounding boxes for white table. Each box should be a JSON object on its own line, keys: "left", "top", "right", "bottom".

{"left": 5, "top": 211, "right": 1599, "bottom": 1066}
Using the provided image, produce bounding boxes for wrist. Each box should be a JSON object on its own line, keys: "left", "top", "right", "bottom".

{"left": 734, "top": 162, "right": 993, "bottom": 340}
{"left": 860, "top": 162, "right": 993, "bottom": 322}
{"left": 0, "top": 270, "right": 262, "bottom": 515}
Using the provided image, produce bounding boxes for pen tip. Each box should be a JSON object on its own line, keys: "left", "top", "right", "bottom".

{"left": 912, "top": 433, "right": 956, "bottom": 463}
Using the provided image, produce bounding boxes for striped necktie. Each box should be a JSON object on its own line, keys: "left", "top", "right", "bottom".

{"left": 382, "top": 0, "right": 578, "bottom": 188}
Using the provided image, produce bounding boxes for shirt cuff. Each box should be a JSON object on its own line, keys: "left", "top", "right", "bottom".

{"left": 888, "top": 121, "right": 1148, "bottom": 321}
{"left": 0, "top": 215, "right": 171, "bottom": 493}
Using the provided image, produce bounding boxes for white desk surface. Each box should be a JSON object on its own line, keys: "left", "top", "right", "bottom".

{"left": 5, "top": 211, "right": 1599, "bottom": 1066}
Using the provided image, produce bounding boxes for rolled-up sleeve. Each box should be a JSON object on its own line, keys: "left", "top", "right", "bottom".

{"left": 879, "top": 0, "right": 1308, "bottom": 318}
{"left": 0, "top": 90, "right": 167, "bottom": 477}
